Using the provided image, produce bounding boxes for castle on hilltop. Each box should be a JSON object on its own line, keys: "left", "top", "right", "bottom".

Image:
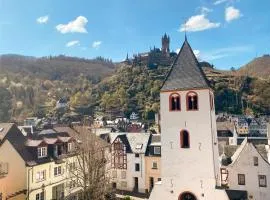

{"left": 125, "top": 34, "right": 177, "bottom": 68}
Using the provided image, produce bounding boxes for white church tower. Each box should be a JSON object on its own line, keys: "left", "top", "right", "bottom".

{"left": 149, "top": 38, "right": 229, "bottom": 200}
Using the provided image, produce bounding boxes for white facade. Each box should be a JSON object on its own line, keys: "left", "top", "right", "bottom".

{"left": 222, "top": 140, "right": 270, "bottom": 200}
{"left": 149, "top": 89, "right": 229, "bottom": 200}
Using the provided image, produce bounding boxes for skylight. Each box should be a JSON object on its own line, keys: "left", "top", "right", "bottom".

{"left": 136, "top": 143, "right": 143, "bottom": 149}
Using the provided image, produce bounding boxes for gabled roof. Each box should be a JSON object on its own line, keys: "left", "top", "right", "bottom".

{"left": 229, "top": 138, "right": 270, "bottom": 166}
{"left": 161, "top": 39, "right": 209, "bottom": 91}
{"left": 126, "top": 133, "right": 150, "bottom": 154}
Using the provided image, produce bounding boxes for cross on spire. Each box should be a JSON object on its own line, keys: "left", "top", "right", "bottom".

{"left": 184, "top": 19, "right": 188, "bottom": 41}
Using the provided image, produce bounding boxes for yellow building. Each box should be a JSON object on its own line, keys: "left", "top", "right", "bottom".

{"left": 145, "top": 134, "right": 161, "bottom": 193}
{"left": 0, "top": 123, "right": 80, "bottom": 200}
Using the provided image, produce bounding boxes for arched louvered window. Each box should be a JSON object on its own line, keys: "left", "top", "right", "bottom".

{"left": 180, "top": 130, "right": 190, "bottom": 148}
{"left": 169, "top": 93, "right": 181, "bottom": 111}
{"left": 186, "top": 91, "right": 198, "bottom": 111}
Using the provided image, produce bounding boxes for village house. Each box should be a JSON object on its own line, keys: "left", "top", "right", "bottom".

{"left": 220, "top": 138, "right": 270, "bottom": 200}
{"left": 145, "top": 134, "right": 161, "bottom": 193}
{"left": 108, "top": 132, "right": 150, "bottom": 194}
{"left": 0, "top": 123, "right": 81, "bottom": 200}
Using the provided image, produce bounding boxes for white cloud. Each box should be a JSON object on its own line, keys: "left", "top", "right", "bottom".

{"left": 225, "top": 6, "right": 242, "bottom": 22}
{"left": 66, "top": 40, "right": 80, "bottom": 47}
{"left": 175, "top": 48, "right": 200, "bottom": 59}
{"left": 56, "top": 16, "right": 88, "bottom": 34}
{"left": 214, "top": 0, "right": 228, "bottom": 5}
{"left": 201, "top": 45, "right": 253, "bottom": 61}
{"left": 193, "top": 50, "right": 200, "bottom": 58}
{"left": 92, "top": 41, "right": 102, "bottom": 49}
{"left": 179, "top": 14, "right": 220, "bottom": 32}
{"left": 200, "top": 7, "right": 213, "bottom": 14}
{"left": 37, "top": 15, "right": 49, "bottom": 24}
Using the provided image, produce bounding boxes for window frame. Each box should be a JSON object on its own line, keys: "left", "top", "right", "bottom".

{"left": 258, "top": 175, "right": 267, "bottom": 187}
{"left": 37, "top": 146, "right": 47, "bottom": 158}
{"left": 153, "top": 146, "right": 161, "bottom": 155}
{"left": 238, "top": 174, "right": 245, "bottom": 185}
{"left": 169, "top": 93, "right": 181, "bottom": 111}
{"left": 36, "top": 170, "right": 46, "bottom": 182}
{"left": 54, "top": 166, "right": 62, "bottom": 176}
{"left": 36, "top": 191, "right": 45, "bottom": 200}
{"left": 152, "top": 161, "right": 158, "bottom": 169}
{"left": 180, "top": 130, "right": 190, "bottom": 148}
{"left": 135, "top": 163, "right": 140, "bottom": 172}
{"left": 186, "top": 91, "right": 199, "bottom": 111}
{"left": 253, "top": 156, "right": 258, "bottom": 166}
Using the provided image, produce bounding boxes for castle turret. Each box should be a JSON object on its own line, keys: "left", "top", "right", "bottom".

{"left": 162, "top": 33, "right": 170, "bottom": 56}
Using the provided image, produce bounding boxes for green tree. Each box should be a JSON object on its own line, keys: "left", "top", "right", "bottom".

{"left": 0, "top": 87, "right": 12, "bottom": 122}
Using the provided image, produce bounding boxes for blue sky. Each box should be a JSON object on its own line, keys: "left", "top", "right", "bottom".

{"left": 0, "top": 0, "right": 269, "bottom": 69}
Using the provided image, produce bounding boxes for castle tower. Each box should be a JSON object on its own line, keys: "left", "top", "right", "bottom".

{"left": 149, "top": 38, "right": 229, "bottom": 200}
{"left": 162, "top": 33, "right": 170, "bottom": 56}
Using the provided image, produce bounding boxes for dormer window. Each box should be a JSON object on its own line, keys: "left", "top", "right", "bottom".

{"left": 136, "top": 143, "right": 143, "bottom": 149}
{"left": 169, "top": 93, "right": 181, "bottom": 111}
{"left": 187, "top": 91, "right": 198, "bottom": 111}
{"left": 37, "top": 147, "right": 47, "bottom": 158}
{"left": 180, "top": 130, "right": 190, "bottom": 148}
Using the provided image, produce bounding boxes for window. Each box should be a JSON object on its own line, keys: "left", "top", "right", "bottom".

{"left": 187, "top": 91, "right": 198, "bottom": 111}
{"left": 135, "top": 154, "right": 139, "bottom": 158}
{"left": 36, "top": 170, "right": 46, "bottom": 182}
{"left": 253, "top": 156, "right": 258, "bottom": 166}
{"left": 179, "top": 192, "right": 197, "bottom": 200}
{"left": 36, "top": 191, "right": 44, "bottom": 200}
{"left": 152, "top": 162, "right": 158, "bottom": 169}
{"left": 258, "top": 175, "right": 267, "bottom": 187}
{"left": 121, "top": 171, "right": 126, "bottom": 179}
{"left": 170, "top": 93, "right": 181, "bottom": 111}
{"left": 112, "top": 170, "right": 117, "bottom": 178}
{"left": 54, "top": 166, "right": 62, "bottom": 176}
{"left": 180, "top": 130, "right": 190, "bottom": 148}
{"left": 37, "top": 147, "right": 47, "bottom": 158}
{"left": 135, "top": 163, "right": 140, "bottom": 172}
{"left": 0, "top": 193, "right": 2, "bottom": 200}
{"left": 238, "top": 174, "right": 245, "bottom": 185}
{"left": 0, "top": 162, "right": 8, "bottom": 177}
{"left": 153, "top": 146, "right": 161, "bottom": 155}
{"left": 136, "top": 144, "right": 143, "bottom": 149}
{"left": 158, "top": 178, "right": 161, "bottom": 181}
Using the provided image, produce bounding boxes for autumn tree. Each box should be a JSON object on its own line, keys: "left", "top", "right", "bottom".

{"left": 67, "top": 126, "right": 115, "bottom": 200}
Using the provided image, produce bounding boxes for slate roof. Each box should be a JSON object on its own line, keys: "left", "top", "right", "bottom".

{"left": 161, "top": 39, "right": 209, "bottom": 91}
{"left": 225, "top": 189, "right": 248, "bottom": 200}
{"left": 0, "top": 124, "right": 81, "bottom": 166}
{"left": 126, "top": 133, "right": 150, "bottom": 154}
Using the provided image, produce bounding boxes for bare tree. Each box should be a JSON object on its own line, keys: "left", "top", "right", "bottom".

{"left": 67, "top": 126, "right": 115, "bottom": 200}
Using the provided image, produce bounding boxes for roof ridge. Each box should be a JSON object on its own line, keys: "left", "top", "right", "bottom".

{"left": 161, "top": 39, "right": 210, "bottom": 91}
